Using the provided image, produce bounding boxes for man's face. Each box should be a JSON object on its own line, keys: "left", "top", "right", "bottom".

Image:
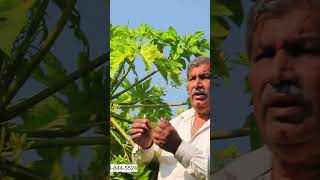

{"left": 249, "top": 9, "right": 320, "bottom": 165}
{"left": 187, "top": 63, "right": 210, "bottom": 114}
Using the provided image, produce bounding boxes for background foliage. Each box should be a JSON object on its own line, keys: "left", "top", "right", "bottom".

{"left": 211, "top": 0, "right": 263, "bottom": 174}
{"left": 0, "top": 0, "right": 108, "bottom": 179}
{"left": 110, "top": 24, "right": 209, "bottom": 179}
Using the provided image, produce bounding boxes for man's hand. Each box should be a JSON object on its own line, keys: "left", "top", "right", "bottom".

{"left": 153, "top": 117, "right": 182, "bottom": 154}
{"left": 129, "top": 119, "right": 153, "bottom": 149}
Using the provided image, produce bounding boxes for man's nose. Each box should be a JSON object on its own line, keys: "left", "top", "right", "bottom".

{"left": 269, "top": 50, "right": 297, "bottom": 83}
{"left": 195, "top": 77, "right": 203, "bottom": 86}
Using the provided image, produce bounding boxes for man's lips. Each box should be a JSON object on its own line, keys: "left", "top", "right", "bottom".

{"left": 193, "top": 93, "right": 207, "bottom": 100}
{"left": 264, "top": 94, "right": 307, "bottom": 124}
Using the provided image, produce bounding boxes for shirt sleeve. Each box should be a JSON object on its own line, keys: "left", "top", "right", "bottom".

{"left": 132, "top": 142, "right": 159, "bottom": 165}
{"left": 174, "top": 140, "right": 209, "bottom": 180}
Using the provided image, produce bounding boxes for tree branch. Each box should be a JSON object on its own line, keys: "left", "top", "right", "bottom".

{"left": 3, "top": 52, "right": 109, "bottom": 122}
{"left": 110, "top": 113, "right": 132, "bottom": 124}
{"left": 14, "top": 120, "right": 107, "bottom": 138}
{"left": 111, "top": 63, "right": 132, "bottom": 95}
{"left": 27, "top": 137, "right": 107, "bottom": 149}
{"left": 0, "top": 1, "right": 50, "bottom": 93}
{"left": 3, "top": 0, "right": 76, "bottom": 108}
{"left": 110, "top": 130, "right": 124, "bottom": 148}
{"left": 110, "top": 61, "right": 125, "bottom": 93}
{"left": 211, "top": 128, "right": 250, "bottom": 140}
{"left": 119, "top": 102, "right": 188, "bottom": 108}
{"left": 117, "top": 101, "right": 140, "bottom": 106}
{"left": 11, "top": 0, "right": 50, "bottom": 62}
{"left": 110, "top": 117, "right": 134, "bottom": 146}
{"left": 111, "top": 70, "right": 158, "bottom": 100}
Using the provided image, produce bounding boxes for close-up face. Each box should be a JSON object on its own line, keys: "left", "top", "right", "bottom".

{"left": 249, "top": 8, "right": 320, "bottom": 165}
{"left": 187, "top": 63, "right": 210, "bottom": 114}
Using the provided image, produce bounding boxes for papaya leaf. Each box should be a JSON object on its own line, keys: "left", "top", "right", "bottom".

{"left": 19, "top": 96, "right": 69, "bottom": 130}
{"left": 216, "top": 0, "right": 243, "bottom": 26}
{"left": 0, "top": 0, "right": 35, "bottom": 54}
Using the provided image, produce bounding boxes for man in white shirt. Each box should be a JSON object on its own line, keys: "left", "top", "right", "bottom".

{"left": 213, "top": 0, "right": 320, "bottom": 179}
{"left": 129, "top": 57, "right": 210, "bottom": 180}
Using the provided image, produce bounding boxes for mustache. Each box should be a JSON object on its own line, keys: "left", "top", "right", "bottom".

{"left": 262, "top": 82, "right": 303, "bottom": 99}
{"left": 191, "top": 87, "right": 208, "bottom": 97}
{"left": 261, "top": 81, "right": 310, "bottom": 116}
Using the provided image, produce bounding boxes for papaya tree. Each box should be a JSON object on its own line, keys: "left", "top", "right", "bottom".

{"left": 110, "top": 24, "right": 209, "bottom": 179}
{"left": 0, "top": 0, "right": 108, "bottom": 179}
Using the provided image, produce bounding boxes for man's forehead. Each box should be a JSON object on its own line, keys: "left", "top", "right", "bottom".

{"left": 189, "top": 63, "right": 210, "bottom": 69}
{"left": 189, "top": 65, "right": 210, "bottom": 73}
{"left": 189, "top": 71, "right": 210, "bottom": 75}
{"left": 253, "top": 9, "right": 320, "bottom": 47}
{"left": 188, "top": 72, "right": 210, "bottom": 79}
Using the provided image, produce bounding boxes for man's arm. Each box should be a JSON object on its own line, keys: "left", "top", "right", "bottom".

{"left": 132, "top": 141, "right": 155, "bottom": 164}
{"left": 174, "top": 140, "right": 208, "bottom": 179}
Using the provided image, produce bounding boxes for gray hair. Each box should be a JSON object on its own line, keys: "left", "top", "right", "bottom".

{"left": 187, "top": 56, "right": 210, "bottom": 79}
{"left": 246, "top": 0, "right": 320, "bottom": 59}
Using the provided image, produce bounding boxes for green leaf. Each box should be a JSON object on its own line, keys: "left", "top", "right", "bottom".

{"left": 30, "top": 148, "right": 64, "bottom": 178}
{"left": 77, "top": 51, "right": 91, "bottom": 91}
{"left": 212, "top": 17, "right": 230, "bottom": 39}
{"left": 0, "top": 0, "right": 16, "bottom": 12}
{"left": 110, "top": 26, "right": 139, "bottom": 78}
{"left": 0, "top": 0, "right": 35, "bottom": 54}
{"left": 20, "top": 96, "right": 69, "bottom": 130}
{"left": 212, "top": 1, "right": 234, "bottom": 17}
{"left": 216, "top": 0, "right": 244, "bottom": 26}
{"left": 168, "top": 26, "right": 179, "bottom": 41}
{"left": 139, "top": 40, "right": 164, "bottom": 72}
{"left": 213, "top": 144, "right": 240, "bottom": 173}
{"left": 212, "top": 44, "right": 230, "bottom": 79}
{"left": 246, "top": 113, "right": 263, "bottom": 150}
{"left": 44, "top": 53, "right": 67, "bottom": 82}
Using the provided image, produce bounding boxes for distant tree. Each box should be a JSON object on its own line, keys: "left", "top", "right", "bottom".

{"left": 0, "top": 0, "right": 108, "bottom": 179}
{"left": 211, "top": 0, "right": 263, "bottom": 174}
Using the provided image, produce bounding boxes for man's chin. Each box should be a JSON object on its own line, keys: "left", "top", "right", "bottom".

{"left": 270, "top": 142, "right": 320, "bottom": 166}
{"left": 266, "top": 134, "right": 320, "bottom": 166}
{"left": 192, "top": 98, "right": 209, "bottom": 105}
{"left": 192, "top": 104, "right": 210, "bottom": 114}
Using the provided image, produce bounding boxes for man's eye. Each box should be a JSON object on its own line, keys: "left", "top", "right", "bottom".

{"left": 200, "top": 75, "right": 210, "bottom": 80}
{"left": 285, "top": 40, "right": 320, "bottom": 57}
{"left": 189, "top": 77, "right": 196, "bottom": 81}
{"left": 254, "top": 50, "right": 274, "bottom": 62}
{"left": 291, "top": 47, "right": 320, "bottom": 57}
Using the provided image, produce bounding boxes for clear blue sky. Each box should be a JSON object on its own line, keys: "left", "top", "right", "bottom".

{"left": 111, "top": 0, "right": 210, "bottom": 115}
{"left": 111, "top": 0, "right": 210, "bottom": 39}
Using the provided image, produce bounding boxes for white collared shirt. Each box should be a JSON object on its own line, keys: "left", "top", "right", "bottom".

{"left": 132, "top": 108, "right": 210, "bottom": 180}
{"left": 212, "top": 146, "right": 272, "bottom": 180}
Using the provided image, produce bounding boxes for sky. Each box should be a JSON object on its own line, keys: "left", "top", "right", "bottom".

{"left": 111, "top": 0, "right": 210, "bottom": 115}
